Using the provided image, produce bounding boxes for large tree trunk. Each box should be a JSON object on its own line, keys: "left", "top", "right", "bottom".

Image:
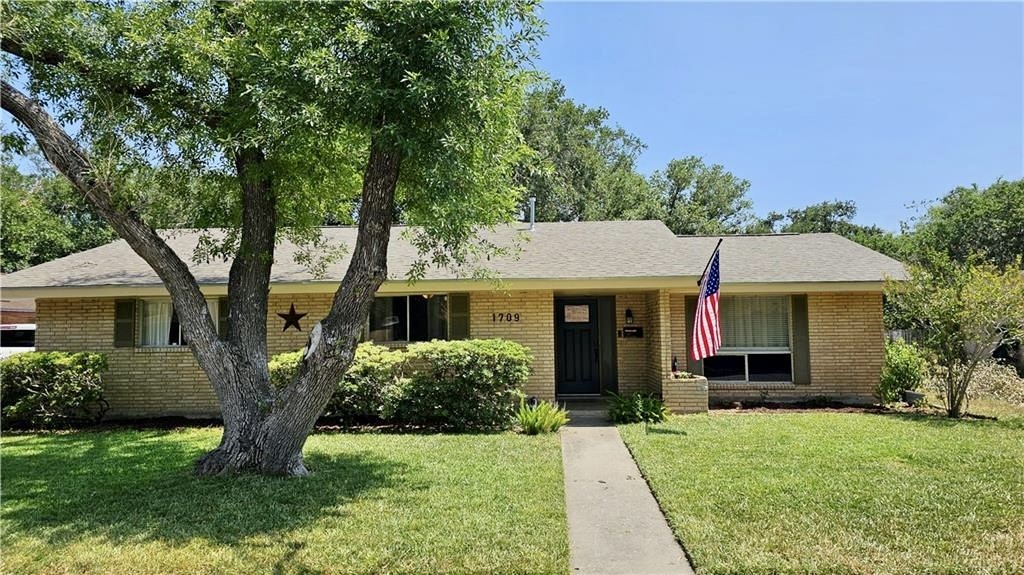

{"left": 193, "top": 139, "right": 402, "bottom": 476}
{"left": 3, "top": 80, "right": 403, "bottom": 477}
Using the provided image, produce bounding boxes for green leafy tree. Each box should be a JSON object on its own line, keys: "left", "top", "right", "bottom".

{"left": 1, "top": 161, "right": 115, "bottom": 272}
{"left": 756, "top": 199, "right": 909, "bottom": 260}
{"left": 2, "top": 0, "right": 541, "bottom": 475}
{"left": 911, "top": 179, "right": 1024, "bottom": 269}
{"left": 885, "top": 255, "right": 1024, "bottom": 417}
{"left": 651, "top": 156, "right": 754, "bottom": 235}
{"left": 515, "top": 81, "right": 658, "bottom": 221}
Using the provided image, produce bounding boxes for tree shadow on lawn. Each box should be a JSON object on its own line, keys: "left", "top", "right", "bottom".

{"left": 1, "top": 430, "right": 409, "bottom": 549}
{"left": 875, "top": 409, "right": 1024, "bottom": 429}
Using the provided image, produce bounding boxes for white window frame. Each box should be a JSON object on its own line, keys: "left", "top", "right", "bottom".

{"left": 137, "top": 298, "right": 218, "bottom": 348}
{"left": 364, "top": 294, "right": 450, "bottom": 344}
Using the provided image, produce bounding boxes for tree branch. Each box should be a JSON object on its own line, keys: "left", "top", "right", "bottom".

{"left": 2, "top": 33, "right": 222, "bottom": 129}
{"left": 1, "top": 80, "right": 221, "bottom": 351}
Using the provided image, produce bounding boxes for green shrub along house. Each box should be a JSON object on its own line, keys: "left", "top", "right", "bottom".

{"left": 0, "top": 220, "right": 905, "bottom": 419}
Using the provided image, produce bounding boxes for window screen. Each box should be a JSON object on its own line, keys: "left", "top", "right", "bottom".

{"left": 720, "top": 295, "right": 790, "bottom": 350}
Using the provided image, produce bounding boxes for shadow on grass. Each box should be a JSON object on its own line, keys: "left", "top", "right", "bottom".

{"left": 875, "top": 410, "right": 1024, "bottom": 429}
{"left": 1, "top": 430, "right": 406, "bottom": 548}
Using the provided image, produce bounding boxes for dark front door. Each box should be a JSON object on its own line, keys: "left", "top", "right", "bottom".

{"left": 556, "top": 299, "right": 601, "bottom": 395}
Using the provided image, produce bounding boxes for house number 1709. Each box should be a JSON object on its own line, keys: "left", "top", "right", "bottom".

{"left": 492, "top": 312, "right": 521, "bottom": 323}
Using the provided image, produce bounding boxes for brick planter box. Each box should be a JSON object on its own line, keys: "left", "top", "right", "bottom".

{"left": 663, "top": 375, "right": 709, "bottom": 414}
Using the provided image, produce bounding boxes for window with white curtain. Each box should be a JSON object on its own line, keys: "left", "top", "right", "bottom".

{"left": 139, "top": 299, "right": 218, "bottom": 347}
{"left": 704, "top": 295, "right": 793, "bottom": 382}
{"left": 719, "top": 295, "right": 791, "bottom": 350}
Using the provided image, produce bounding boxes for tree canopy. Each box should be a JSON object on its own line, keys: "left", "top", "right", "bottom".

{"left": 911, "top": 179, "right": 1024, "bottom": 269}
{"left": 651, "top": 156, "right": 754, "bottom": 235}
{"left": 514, "top": 80, "right": 658, "bottom": 222}
{"left": 1, "top": 160, "right": 115, "bottom": 272}
{"left": 2, "top": 0, "right": 541, "bottom": 476}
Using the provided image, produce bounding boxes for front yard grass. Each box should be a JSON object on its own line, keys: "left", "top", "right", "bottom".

{"left": 621, "top": 411, "right": 1024, "bottom": 575}
{"left": 1, "top": 428, "right": 568, "bottom": 575}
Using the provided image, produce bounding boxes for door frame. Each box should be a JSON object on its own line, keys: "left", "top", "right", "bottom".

{"left": 554, "top": 296, "right": 618, "bottom": 396}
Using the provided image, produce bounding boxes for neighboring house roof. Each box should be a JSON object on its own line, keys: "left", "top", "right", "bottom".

{"left": 0, "top": 220, "right": 905, "bottom": 297}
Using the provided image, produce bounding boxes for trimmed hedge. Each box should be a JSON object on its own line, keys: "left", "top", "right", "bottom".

{"left": 1, "top": 352, "right": 108, "bottom": 429}
{"left": 394, "top": 339, "right": 530, "bottom": 430}
{"left": 328, "top": 343, "right": 405, "bottom": 423}
{"left": 267, "top": 339, "right": 532, "bottom": 430}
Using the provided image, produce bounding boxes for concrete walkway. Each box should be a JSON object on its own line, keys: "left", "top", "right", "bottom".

{"left": 561, "top": 405, "right": 694, "bottom": 575}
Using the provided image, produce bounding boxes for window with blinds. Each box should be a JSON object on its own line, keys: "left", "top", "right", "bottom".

{"left": 719, "top": 295, "right": 791, "bottom": 350}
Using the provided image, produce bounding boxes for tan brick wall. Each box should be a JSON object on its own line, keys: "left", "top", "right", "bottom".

{"left": 707, "top": 291, "right": 884, "bottom": 404}
{"left": 806, "top": 291, "right": 884, "bottom": 401}
{"left": 645, "top": 290, "right": 673, "bottom": 395}
{"left": 468, "top": 290, "right": 555, "bottom": 400}
{"left": 35, "top": 298, "right": 219, "bottom": 418}
{"left": 265, "top": 293, "right": 333, "bottom": 355}
{"left": 34, "top": 290, "right": 884, "bottom": 417}
{"left": 35, "top": 291, "right": 558, "bottom": 416}
{"left": 663, "top": 376, "right": 709, "bottom": 414}
{"left": 669, "top": 293, "right": 686, "bottom": 370}
{"left": 615, "top": 293, "right": 648, "bottom": 395}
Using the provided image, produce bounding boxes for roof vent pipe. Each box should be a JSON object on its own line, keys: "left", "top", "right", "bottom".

{"left": 528, "top": 196, "right": 536, "bottom": 231}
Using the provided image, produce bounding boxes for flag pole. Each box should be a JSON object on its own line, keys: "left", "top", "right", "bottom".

{"left": 697, "top": 238, "right": 724, "bottom": 286}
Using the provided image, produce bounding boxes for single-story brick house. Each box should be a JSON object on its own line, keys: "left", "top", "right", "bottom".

{"left": 1, "top": 220, "right": 905, "bottom": 418}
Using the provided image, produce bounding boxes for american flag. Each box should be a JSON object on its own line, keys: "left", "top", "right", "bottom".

{"left": 691, "top": 248, "right": 722, "bottom": 361}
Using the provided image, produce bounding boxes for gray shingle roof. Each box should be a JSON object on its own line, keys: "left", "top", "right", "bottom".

{"left": 673, "top": 233, "right": 907, "bottom": 283}
{"left": 0, "top": 220, "right": 905, "bottom": 292}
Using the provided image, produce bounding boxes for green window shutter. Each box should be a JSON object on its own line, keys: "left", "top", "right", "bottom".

{"left": 448, "top": 293, "right": 470, "bottom": 340}
{"left": 791, "top": 294, "right": 811, "bottom": 384}
{"left": 114, "top": 299, "right": 136, "bottom": 348}
{"left": 218, "top": 297, "right": 229, "bottom": 339}
{"left": 684, "top": 295, "right": 703, "bottom": 376}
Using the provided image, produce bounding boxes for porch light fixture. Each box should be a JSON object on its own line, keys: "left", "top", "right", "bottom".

{"left": 625, "top": 308, "right": 634, "bottom": 324}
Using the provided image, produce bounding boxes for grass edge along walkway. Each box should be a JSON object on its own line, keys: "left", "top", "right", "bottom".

{"left": 620, "top": 411, "right": 1024, "bottom": 575}
{"left": 1, "top": 428, "right": 570, "bottom": 575}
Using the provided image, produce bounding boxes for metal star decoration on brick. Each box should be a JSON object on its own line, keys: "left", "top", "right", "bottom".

{"left": 277, "top": 303, "right": 308, "bottom": 332}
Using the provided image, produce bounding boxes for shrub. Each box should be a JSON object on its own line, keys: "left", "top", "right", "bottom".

{"left": 268, "top": 343, "right": 403, "bottom": 423}
{"left": 608, "top": 392, "right": 670, "bottom": 424}
{"left": 517, "top": 399, "right": 570, "bottom": 434}
{"left": 393, "top": 339, "right": 530, "bottom": 430}
{"left": 268, "top": 350, "right": 303, "bottom": 389}
{"left": 878, "top": 340, "right": 928, "bottom": 403}
{"left": 326, "top": 343, "right": 405, "bottom": 423}
{"left": 1, "top": 352, "right": 108, "bottom": 429}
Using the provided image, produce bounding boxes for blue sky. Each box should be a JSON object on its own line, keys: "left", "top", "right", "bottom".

{"left": 536, "top": 1, "right": 1023, "bottom": 231}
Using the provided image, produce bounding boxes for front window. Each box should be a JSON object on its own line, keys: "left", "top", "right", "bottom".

{"left": 366, "top": 295, "right": 448, "bottom": 343}
{"left": 704, "top": 295, "right": 792, "bottom": 382}
{"left": 140, "top": 299, "right": 218, "bottom": 347}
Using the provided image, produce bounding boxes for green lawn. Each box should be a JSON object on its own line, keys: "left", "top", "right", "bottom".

{"left": 1, "top": 429, "right": 568, "bottom": 575}
{"left": 621, "top": 411, "right": 1024, "bottom": 575}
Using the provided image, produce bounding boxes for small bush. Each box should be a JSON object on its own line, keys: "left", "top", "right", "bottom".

{"left": 326, "top": 343, "right": 405, "bottom": 423}
{"left": 608, "top": 392, "right": 670, "bottom": 424}
{"left": 1, "top": 352, "right": 108, "bottom": 429}
{"left": 268, "top": 350, "right": 303, "bottom": 389}
{"left": 517, "top": 399, "right": 570, "bottom": 434}
{"left": 878, "top": 340, "right": 928, "bottom": 404}
{"left": 393, "top": 339, "right": 530, "bottom": 430}
{"left": 268, "top": 344, "right": 403, "bottom": 423}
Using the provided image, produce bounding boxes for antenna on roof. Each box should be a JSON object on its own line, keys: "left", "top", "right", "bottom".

{"left": 528, "top": 197, "right": 536, "bottom": 231}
